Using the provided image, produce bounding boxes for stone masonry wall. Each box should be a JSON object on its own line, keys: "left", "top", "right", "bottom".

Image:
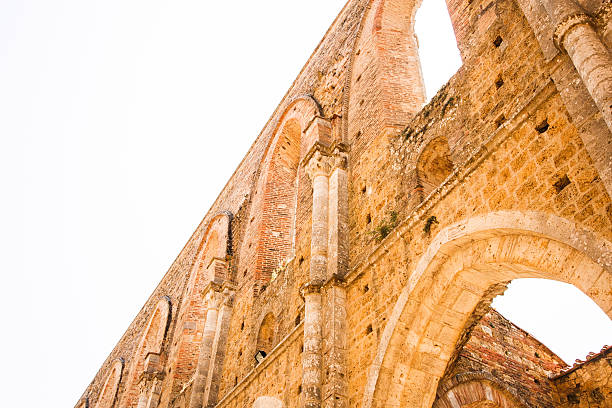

{"left": 77, "top": 0, "right": 612, "bottom": 405}
{"left": 553, "top": 346, "right": 612, "bottom": 408}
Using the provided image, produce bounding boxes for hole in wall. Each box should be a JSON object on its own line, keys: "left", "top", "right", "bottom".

{"left": 493, "top": 35, "right": 503, "bottom": 47}
{"left": 495, "top": 75, "right": 504, "bottom": 89}
{"left": 366, "top": 324, "right": 373, "bottom": 334}
{"left": 361, "top": 185, "right": 367, "bottom": 194}
{"left": 364, "top": 284, "right": 369, "bottom": 293}
{"left": 535, "top": 119, "right": 549, "bottom": 133}
{"left": 366, "top": 214, "right": 372, "bottom": 225}
{"left": 298, "top": 256, "right": 304, "bottom": 266}
{"left": 495, "top": 114, "right": 506, "bottom": 128}
{"left": 553, "top": 175, "right": 571, "bottom": 192}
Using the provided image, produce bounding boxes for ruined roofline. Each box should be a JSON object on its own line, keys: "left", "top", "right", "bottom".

{"left": 491, "top": 308, "right": 568, "bottom": 367}
{"left": 551, "top": 344, "right": 612, "bottom": 379}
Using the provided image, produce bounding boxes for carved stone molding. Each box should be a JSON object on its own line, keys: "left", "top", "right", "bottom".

{"left": 553, "top": 12, "right": 593, "bottom": 50}
{"left": 202, "top": 282, "right": 223, "bottom": 310}
{"left": 303, "top": 142, "right": 350, "bottom": 180}
{"left": 305, "top": 150, "right": 334, "bottom": 180}
{"left": 300, "top": 281, "right": 323, "bottom": 299}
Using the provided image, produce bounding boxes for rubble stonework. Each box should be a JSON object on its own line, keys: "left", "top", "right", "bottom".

{"left": 77, "top": 0, "right": 612, "bottom": 406}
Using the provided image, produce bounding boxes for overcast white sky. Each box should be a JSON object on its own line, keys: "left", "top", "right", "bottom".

{"left": 0, "top": 1, "right": 609, "bottom": 407}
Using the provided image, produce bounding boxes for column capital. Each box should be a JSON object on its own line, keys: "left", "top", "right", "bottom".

{"left": 300, "top": 281, "right": 323, "bottom": 299}
{"left": 304, "top": 149, "right": 334, "bottom": 180}
{"left": 553, "top": 12, "right": 592, "bottom": 50}
{"left": 303, "top": 142, "right": 350, "bottom": 180}
{"left": 202, "top": 282, "right": 223, "bottom": 310}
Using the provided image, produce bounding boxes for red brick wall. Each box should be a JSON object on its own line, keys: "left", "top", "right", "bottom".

{"left": 440, "top": 309, "right": 567, "bottom": 408}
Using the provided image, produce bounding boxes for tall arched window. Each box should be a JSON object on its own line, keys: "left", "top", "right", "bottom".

{"left": 94, "top": 359, "right": 123, "bottom": 408}
{"left": 414, "top": 0, "right": 462, "bottom": 101}
{"left": 119, "top": 297, "right": 170, "bottom": 408}
{"left": 255, "top": 119, "right": 301, "bottom": 287}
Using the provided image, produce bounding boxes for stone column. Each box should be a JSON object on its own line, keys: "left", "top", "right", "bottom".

{"left": 303, "top": 150, "right": 334, "bottom": 408}
{"left": 188, "top": 284, "right": 222, "bottom": 408}
{"left": 322, "top": 146, "right": 349, "bottom": 408}
{"left": 545, "top": 0, "right": 612, "bottom": 130}
{"left": 202, "top": 285, "right": 235, "bottom": 407}
{"left": 541, "top": 0, "right": 612, "bottom": 194}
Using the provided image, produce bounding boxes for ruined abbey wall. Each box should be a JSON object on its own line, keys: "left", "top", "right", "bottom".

{"left": 77, "top": 0, "right": 612, "bottom": 406}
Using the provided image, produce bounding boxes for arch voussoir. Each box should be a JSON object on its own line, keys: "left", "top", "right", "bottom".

{"left": 363, "top": 211, "right": 612, "bottom": 408}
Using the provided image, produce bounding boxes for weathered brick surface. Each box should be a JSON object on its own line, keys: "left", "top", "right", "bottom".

{"left": 77, "top": 0, "right": 611, "bottom": 406}
{"left": 438, "top": 309, "right": 567, "bottom": 408}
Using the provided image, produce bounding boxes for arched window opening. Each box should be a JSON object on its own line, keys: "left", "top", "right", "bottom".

{"left": 492, "top": 279, "right": 612, "bottom": 365}
{"left": 416, "top": 136, "right": 454, "bottom": 198}
{"left": 414, "top": 0, "right": 462, "bottom": 102}
{"left": 256, "top": 119, "right": 301, "bottom": 288}
{"left": 362, "top": 214, "right": 612, "bottom": 408}
{"left": 255, "top": 313, "right": 277, "bottom": 363}
{"left": 119, "top": 297, "right": 170, "bottom": 408}
{"left": 432, "top": 279, "right": 612, "bottom": 408}
{"left": 94, "top": 359, "right": 123, "bottom": 408}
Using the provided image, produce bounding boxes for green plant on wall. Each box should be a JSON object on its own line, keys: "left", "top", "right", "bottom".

{"left": 370, "top": 211, "right": 399, "bottom": 242}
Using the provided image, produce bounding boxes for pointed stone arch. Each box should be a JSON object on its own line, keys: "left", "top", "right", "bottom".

{"left": 164, "top": 212, "right": 232, "bottom": 398}
{"left": 94, "top": 359, "right": 124, "bottom": 408}
{"left": 119, "top": 296, "right": 171, "bottom": 408}
{"left": 345, "top": 0, "right": 470, "bottom": 142}
{"left": 242, "top": 96, "right": 331, "bottom": 292}
{"left": 433, "top": 372, "right": 531, "bottom": 408}
{"left": 362, "top": 211, "right": 612, "bottom": 408}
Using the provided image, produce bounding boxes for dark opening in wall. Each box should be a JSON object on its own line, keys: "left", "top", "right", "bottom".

{"left": 495, "top": 75, "right": 504, "bottom": 89}
{"left": 554, "top": 175, "right": 571, "bottom": 192}
{"left": 493, "top": 36, "right": 503, "bottom": 47}
{"left": 536, "top": 119, "right": 549, "bottom": 133}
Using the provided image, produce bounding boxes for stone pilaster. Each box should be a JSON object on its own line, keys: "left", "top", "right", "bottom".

{"left": 202, "top": 285, "right": 235, "bottom": 407}
{"left": 302, "top": 149, "right": 335, "bottom": 408}
{"left": 305, "top": 150, "right": 334, "bottom": 284}
{"left": 321, "top": 277, "right": 348, "bottom": 408}
{"left": 188, "top": 284, "right": 223, "bottom": 408}
{"left": 541, "top": 0, "right": 612, "bottom": 195}
{"left": 303, "top": 143, "right": 350, "bottom": 408}
{"left": 301, "top": 282, "right": 324, "bottom": 408}
{"left": 323, "top": 145, "right": 349, "bottom": 408}
{"left": 327, "top": 146, "right": 349, "bottom": 280}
